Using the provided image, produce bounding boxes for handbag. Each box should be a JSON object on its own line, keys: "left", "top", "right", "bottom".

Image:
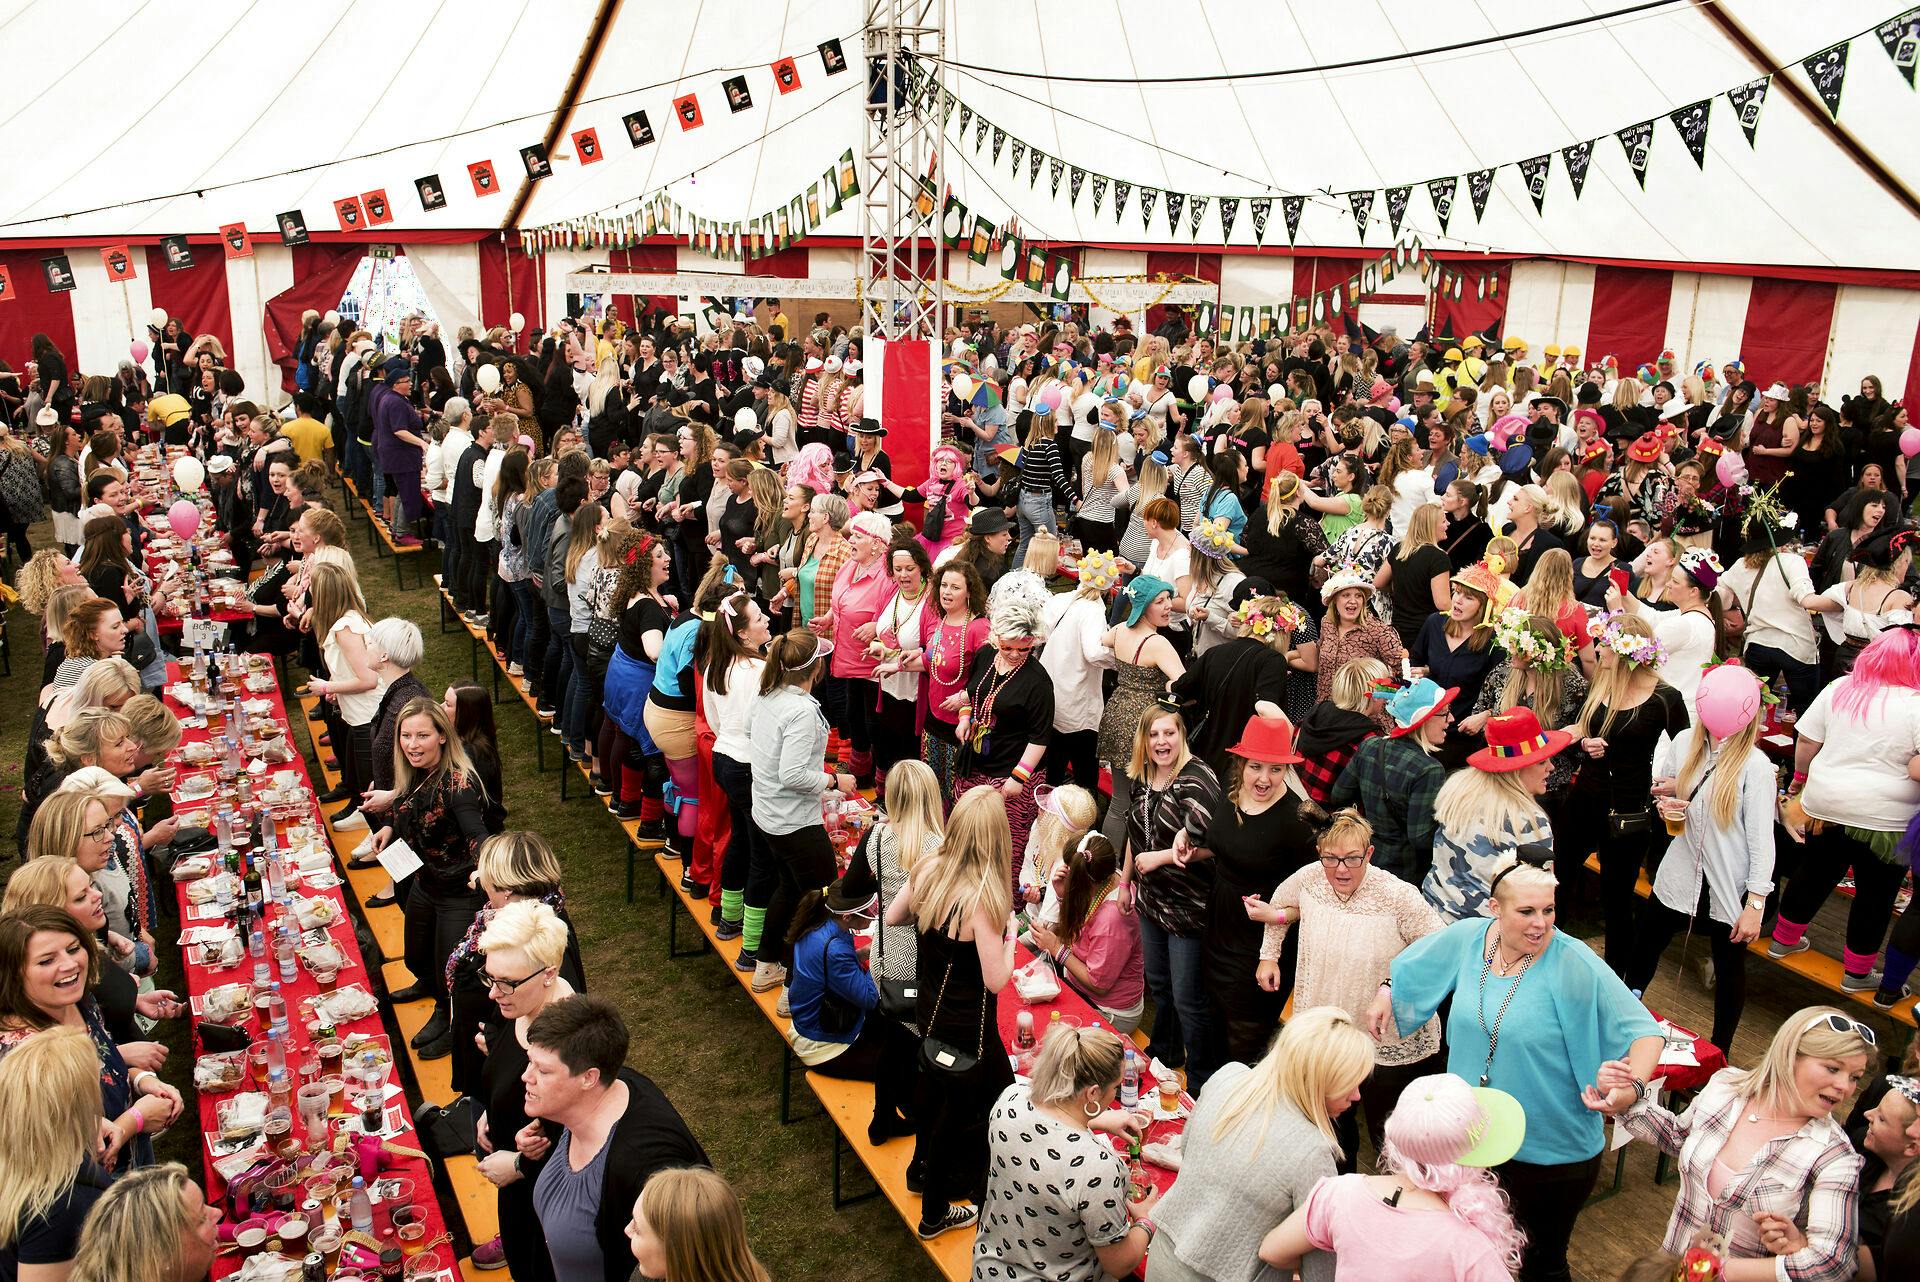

{"left": 586, "top": 614, "right": 620, "bottom": 678}
{"left": 415, "top": 1095, "right": 476, "bottom": 1157}
{"left": 0, "top": 449, "right": 43, "bottom": 524}
{"left": 1606, "top": 808, "right": 1653, "bottom": 837}
{"left": 918, "top": 941, "right": 988, "bottom": 1078}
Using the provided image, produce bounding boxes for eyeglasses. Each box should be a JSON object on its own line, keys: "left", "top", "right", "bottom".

{"left": 1318, "top": 853, "right": 1367, "bottom": 869}
{"left": 1804, "top": 1011, "right": 1877, "bottom": 1048}
{"left": 81, "top": 823, "right": 114, "bottom": 844}
{"left": 485, "top": 968, "right": 547, "bottom": 996}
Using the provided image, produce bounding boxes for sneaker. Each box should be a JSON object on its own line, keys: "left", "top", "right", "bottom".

{"left": 916, "top": 1206, "right": 977, "bottom": 1240}
{"left": 471, "top": 1238, "right": 507, "bottom": 1271}
{"left": 395, "top": 535, "right": 423, "bottom": 548}
{"left": 714, "top": 918, "right": 743, "bottom": 942}
{"left": 352, "top": 836, "right": 376, "bottom": 858}
{"left": 472, "top": 614, "right": 490, "bottom": 626}
{"left": 775, "top": 988, "right": 791, "bottom": 1018}
{"left": 1841, "top": 967, "right": 1885, "bottom": 993}
{"left": 549, "top": 723, "right": 564, "bottom": 737}
{"left": 680, "top": 873, "right": 705, "bottom": 896}
{"left": 750, "top": 962, "right": 788, "bottom": 993}
{"left": 638, "top": 818, "right": 666, "bottom": 842}
{"left": 591, "top": 777, "right": 613, "bottom": 797}
{"left": 1767, "top": 938, "right": 1810, "bottom": 960}
{"left": 1873, "top": 982, "right": 1913, "bottom": 1010}
{"left": 535, "top": 704, "right": 557, "bottom": 719}
{"left": 507, "top": 663, "right": 524, "bottom": 677}
{"left": 1697, "top": 955, "right": 1715, "bottom": 991}
{"left": 732, "top": 948, "right": 758, "bottom": 973}
{"left": 333, "top": 810, "right": 369, "bottom": 831}
{"left": 614, "top": 798, "right": 644, "bottom": 820}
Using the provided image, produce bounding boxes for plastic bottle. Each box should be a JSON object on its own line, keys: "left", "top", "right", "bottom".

{"left": 264, "top": 982, "right": 287, "bottom": 1037}
{"left": 1119, "top": 1048, "right": 1140, "bottom": 1108}
{"left": 265, "top": 1026, "right": 287, "bottom": 1079}
{"left": 348, "top": 1176, "right": 374, "bottom": 1233}
{"left": 250, "top": 927, "right": 270, "bottom": 987}
{"left": 275, "top": 930, "right": 297, "bottom": 983}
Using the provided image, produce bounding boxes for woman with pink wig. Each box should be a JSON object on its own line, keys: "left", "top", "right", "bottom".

{"left": 1775, "top": 626, "right": 1920, "bottom": 1005}
{"left": 1259, "top": 1072, "right": 1527, "bottom": 1282}
{"left": 787, "top": 441, "right": 836, "bottom": 499}
{"left": 915, "top": 443, "right": 974, "bottom": 561}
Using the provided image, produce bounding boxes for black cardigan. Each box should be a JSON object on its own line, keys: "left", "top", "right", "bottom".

{"left": 581, "top": 1068, "right": 710, "bottom": 1282}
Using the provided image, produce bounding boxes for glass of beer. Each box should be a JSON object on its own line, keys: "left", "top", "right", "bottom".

{"left": 1657, "top": 796, "right": 1689, "bottom": 837}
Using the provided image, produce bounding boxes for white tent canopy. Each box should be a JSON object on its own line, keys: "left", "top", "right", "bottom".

{"left": 1, "top": 1, "right": 1916, "bottom": 274}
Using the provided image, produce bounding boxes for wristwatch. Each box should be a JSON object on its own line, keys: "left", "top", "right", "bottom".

{"left": 1746, "top": 895, "right": 1767, "bottom": 912}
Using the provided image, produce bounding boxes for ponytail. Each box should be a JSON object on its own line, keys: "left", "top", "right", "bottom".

{"left": 784, "top": 890, "right": 830, "bottom": 946}
{"left": 1055, "top": 833, "right": 1120, "bottom": 950}
{"left": 1451, "top": 479, "right": 1487, "bottom": 524}
{"left": 1706, "top": 592, "right": 1735, "bottom": 663}
{"left": 759, "top": 630, "right": 823, "bottom": 696}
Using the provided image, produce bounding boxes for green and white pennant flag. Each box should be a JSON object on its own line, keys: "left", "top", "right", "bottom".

{"left": 1091, "top": 174, "right": 1108, "bottom": 216}
{"left": 1188, "top": 194, "right": 1208, "bottom": 238}
{"left": 991, "top": 127, "right": 1006, "bottom": 164}
{"left": 1164, "top": 191, "right": 1183, "bottom": 236}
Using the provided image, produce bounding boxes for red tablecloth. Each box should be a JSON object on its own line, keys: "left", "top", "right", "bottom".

{"left": 1645, "top": 1008, "right": 1729, "bottom": 1094}
{"left": 162, "top": 660, "right": 456, "bottom": 1279}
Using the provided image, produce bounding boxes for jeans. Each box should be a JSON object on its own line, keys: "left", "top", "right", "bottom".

{"left": 1496, "top": 1154, "right": 1602, "bottom": 1282}
{"left": 504, "top": 579, "right": 535, "bottom": 670}
{"left": 541, "top": 605, "right": 571, "bottom": 711}
{"left": 438, "top": 510, "right": 461, "bottom": 600}
{"left": 523, "top": 585, "right": 551, "bottom": 693}
{"left": 1742, "top": 641, "right": 1820, "bottom": 714}
{"left": 564, "top": 634, "right": 594, "bottom": 751}
{"left": 1014, "top": 489, "right": 1060, "bottom": 566}
{"left": 1136, "top": 913, "right": 1222, "bottom": 1092}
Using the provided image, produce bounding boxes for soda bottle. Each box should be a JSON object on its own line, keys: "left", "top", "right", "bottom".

{"left": 1120, "top": 1048, "right": 1140, "bottom": 1108}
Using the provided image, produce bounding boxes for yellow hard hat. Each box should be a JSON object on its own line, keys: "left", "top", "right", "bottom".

{"left": 1443, "top": 347, "right": 1463, "bottom": 363}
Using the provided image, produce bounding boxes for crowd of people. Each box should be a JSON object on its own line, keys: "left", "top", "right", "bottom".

{"left": 2, "top": 298, "right": 1919, "bottom": 1282}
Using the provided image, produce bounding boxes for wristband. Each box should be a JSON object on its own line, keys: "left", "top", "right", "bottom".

{"left": 1010, "top": 763, "right": 1034, "bottom": 786}
{"left": 131, "top": 1070, "right": 156, "bottom": 1092}
{"left": 1791, "top": 771, "right": 1807, "bottom": 785}
{"left": 129, "top": 1108, "right": 146, "bottom": 1134}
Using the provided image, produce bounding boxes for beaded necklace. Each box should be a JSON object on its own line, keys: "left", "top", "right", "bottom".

{"left": 969, "top": 650, "right": 1028, "bottom": 752}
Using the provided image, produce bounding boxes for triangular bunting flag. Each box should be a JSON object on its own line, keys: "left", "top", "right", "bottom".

{"left": 1467, "top": 169, "right": 1495, "bottom": 222}
{"left": 1028, "top": 148, "right": 1045, "bottom": 189}
{"left": 1091, "top": 174, "right": 1107, "bottom": 216}
{"left": 1427, "top": 177, "right": 1456, "bottom": 235}
{"left": 941, "top": 194, "right": 968, "bottom": 248}
{"left": 1218, "top": 196, "right": 1239, "bottom": 242}
{"left": 1875, "top": 9, "right": 1920, "bottom": 87}
{"left": 1140, "top": 187, "right": 1158, "bottom": 230}
{"left": 1726, "top": 77, "right": 1769, "bottom": 147}
{"left": 1189, "top": 195, "right": 1208, "bottom": 238}
{"left": 1249, "top": 197, "right": 1271, "bottom": 246}
{"left": 1281, "top": 195, "right": 1305, "bottom": 245}
{"left": 1113, "top": 180, "right": 1132, "bottom": 222}
{"left": 991, "top": 127, "right": 1006, "bottom": 164}
{"left": 1050, "top": 157, "right": 1066, "bottom": 199}
{"left": 1345, "top": 190, "right": 1374, "bottom": 241}
{"left": 1068, "top": 166, "right": 1084, "bottom": 204}
{"left": 1008, "top": 139, "right": 1025, "bottom": 176}
{"left": 1385, "top": 186, "right": 1410, "bottom": 238}
{"left": 1803, "top": 41, "right": 1849, "bottom": 119}
{"left": 1617, "top": 121, "right": 1655, "bottom": 188}
{"left": 958, "top": 103, "right": 973, "bottom": 136}
{"left": 942, "top": 91, "right": 956, "bottom": 126}
{"left": 1165, "top": 191, "right": 1185, "bottom": 236}
{"left": 1361, "top": 261, "right": 1379, "bottom": 297}
{"left": 974, "top": 116, "right": 989, "bottom": 153}
{"left": 1561, "top": 142, "right": 1593, "bottom": 198}
{"left": 1668, "top": 100, "right": 1711, "bottom": 168}
{"left": 1518, "top": 155, "right": 1550, "bottom": 214}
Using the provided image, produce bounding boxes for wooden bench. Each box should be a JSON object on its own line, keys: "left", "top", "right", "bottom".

{"left": 342, "top": 474, "right": 426, "bottom": 589}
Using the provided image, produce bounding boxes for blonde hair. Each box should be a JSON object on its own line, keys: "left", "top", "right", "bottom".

{"left": 1133, "top": 453, "right": 1170, "bottom": 511}
{"left": 1495, "top": 614, "right": 1571, "bottom": 725}
{"left": 1209, "top": 1006, "right": 1374, "bottom": 1152}
{"left": 1397, "top": 503, "right": 1442, "bottom": 560}
{"left": 119, "top": 693, "right": 181, "bottom": 757}
{"left": 476, "top": 831, "right": 564, "bottom": 899}
{"left": 1725, "top": 1006, "right": 1876, "bottom": 1119}
{"left": 564, "top": 501, "right": 605, "bottom": 582}
{"left": 68, "top": 1162, "right": 202, "bottom": 1282}
{"left": 877, "top": 760, "right": 945, "bottom": 879}
{"left": 1519, "top": 549, "right": 1574, "bottom": 623}
{"left": 478, "top": 898, "right": 571, "bottom": 973}
{"left": 1434, "top": 768, "right": 1546, "bottom": 844}
{"left": 913, "top": 786, "right": 1013, "bottom": 934}
{"left": 61, "top": 657, "right": 140, "bottom": 715}
{"left": 390, "top": 697, "right": 482, "bottom": 802}
{"left": 1489, "top": 857, "right": 1559, "bottom": 905}
{"left": 1029, "top": 1023, "right": 1127, "bottom": 1107}
{"left": 634, "top": 1167, "right": 771, "bottom": 1282}
{"left": 2, "top": 856, "right": 84, "bottom": 916}
{"left": 1021, "top": 529, "right": 1060, "bottom": 578}
{"left": 307, "top": 560, "right": 367, "bottom": 641}
{"left": 1127, "top": 705, "right": 1193, "bottom": 783}
{"left": 1317, "top": 807, "right": 1373, "bottom": 853}
{"left": 0, "top": 1025, "right": 107, "bottom": 1249}
{"left": 42, "top": 583, "right": 94, "bottom": 644}
{"left": 1545, "top": 472, "right": 1586, "bottom": 534}
{"left": 47, "top": 707, "right": 132, "bottom": 771}
{"left": 1673, "top": 716, "right": 1762, "bottom": 828}
{"left": 25, "top": 791, "right": 108, "bottom": 865}
{"left": 1025, "top": 785, "right": 1098, "bottom": 892}
{"left": 1085, "top": 427, "right": 1121, "bottom": 495}
{"left": 1573, "top": 615, "right": 1663, "bottom": 738}
{"left": 1331, "top": 657, "right": 1390, "bottom": 714}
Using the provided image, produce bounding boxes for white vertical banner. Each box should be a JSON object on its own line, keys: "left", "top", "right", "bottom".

{"left": 68, "top": 247, "right": 155, "bottom": 379}
{"left": 224, "top": 245, "right": 293, "bottom": 409}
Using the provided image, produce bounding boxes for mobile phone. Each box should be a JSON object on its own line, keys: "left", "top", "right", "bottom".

{"left": 1608, "top": 567, "right": 1631, "bottom": 597}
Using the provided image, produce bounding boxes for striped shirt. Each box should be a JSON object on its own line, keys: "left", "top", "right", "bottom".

{"left": 1018, "top": 437, "right": 1075, "bottom": 503}
{"left": 1174, "top": 462, "right": 1212, "bottom": 533}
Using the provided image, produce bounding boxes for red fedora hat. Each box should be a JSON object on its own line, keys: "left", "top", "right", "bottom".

{"left": 1226, "top": 715, "right": 1305, "bottom": 766}
{"left": 1466, "top": 707, "right": 1572, "bottom": 773}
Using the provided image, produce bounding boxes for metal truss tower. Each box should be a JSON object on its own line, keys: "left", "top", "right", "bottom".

{"left": 859, "top": 0, "right": 945, "bottom": 341}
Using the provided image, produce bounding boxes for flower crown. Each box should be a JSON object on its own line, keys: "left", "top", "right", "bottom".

{"left": 1593, "top": 610, "right": 1665, "bottom": 669}
{"left": 1077, "top": 548, "right": 1122, "bottom": 593}
{"left": 1491, "top": 606, "right": 1574, "bottom": 673}
{"left": 1189, "top": 516, "right": 1236, "bottom": 560}
{"left": 1230, "top": 598, "right": 1307, "bottom": 639}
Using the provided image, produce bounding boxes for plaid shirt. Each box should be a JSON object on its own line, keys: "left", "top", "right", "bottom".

{"left": 1328, "top": 734, "right": 1446, "bottom": 884}
{"left": 1622, "top": 1070, "right": 1863, "bottom": 1282}
{"left": 810, "top": 535, "right": 852, "bottom": 623}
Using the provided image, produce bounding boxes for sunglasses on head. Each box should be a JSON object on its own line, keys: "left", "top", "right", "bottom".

{"left": 1804, "top": 1011, "right": 1876, "bottom": 1047}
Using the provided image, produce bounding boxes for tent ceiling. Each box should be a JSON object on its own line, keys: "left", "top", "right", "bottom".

{"left": 0, "top": 0, "right": 1915, "bottom": 272}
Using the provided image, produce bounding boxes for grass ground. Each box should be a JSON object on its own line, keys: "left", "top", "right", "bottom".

{"left": 3, "top": 504, "right": 1911, "bottom": 1282}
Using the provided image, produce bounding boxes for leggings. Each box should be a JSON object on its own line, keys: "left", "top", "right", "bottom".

{"left": 402, "top": 879, "right": 486, "bottom": 1005}
{"left": 334, "top": 719, "right": 374, "bottom": 810}
{"left": 1582, "top": 792, "right": 1659, "bottom": 979}
{"left": 871, "top": 694, "right": 918, "bottom": 785}
{"left": 808, "top": 1014, "right": 921, "bottom": 1134}
{"left": 762, "top": 825, "right": 837, "bottom": 971}
{"left": 1043, "top": 728, "right": 1100, "bottom": 792}
{"left": 712, "top": 753, "right": 763, "bottom": 899}
{"left": 1773, "top": 825, "right": 1907, "bottom": 974}
{"left": 1497, "top": 1154, "right": 1602, "bottom": 1282}
{"left": 840, "top": 675, "right": 880, "bottom": 772}
{"left": 1626, "top": 883, "right": 1750, "bottom": 1053}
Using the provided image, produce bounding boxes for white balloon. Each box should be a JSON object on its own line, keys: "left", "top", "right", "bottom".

{"left": 147, "top": 307, "right": 168, "bottom": 330}
{"left": 951, "top": 373, "right": 975, "bottom": 401}
{"left": 1187, "top": 374, "right": 1211, "bottom": 402}
{"left": 1267, "top": 383, "right": 1286, "bottom": 402}
{"left": 509, "top": 312, "right": 526, "bottom": 332}
{"left": 475, "top": 365, "right": 502, "bottom": 394}
{"left": 322, "top": 310, "right": 341, "bottom": 328}
{"left": 950, "top": 338, "right": 970, "bottom": 358}
{"left": 171, "top": 456, "right": 206, "bottom": 493}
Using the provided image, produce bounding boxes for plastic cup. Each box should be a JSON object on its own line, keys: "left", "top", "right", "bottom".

{"left": 1657, "top": 796, "right": 1688, "bottom": 837}
{"left": 234, "top": 1225, "right": 268, "bottom": 1258}
{"left": 1157, "top": 1079, "right": 1181, "bottom": 1111}
{"left": 298, "top": 1083, "right": 331, "bottom": 1144}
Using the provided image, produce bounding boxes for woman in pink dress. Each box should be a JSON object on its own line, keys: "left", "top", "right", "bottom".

{"left": 915, "top": 444, "right": 974, "bottom": 563}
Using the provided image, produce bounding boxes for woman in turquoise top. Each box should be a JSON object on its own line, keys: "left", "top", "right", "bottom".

{"left": 1366, "top": 855, "right": 1664, "bottom": 1282}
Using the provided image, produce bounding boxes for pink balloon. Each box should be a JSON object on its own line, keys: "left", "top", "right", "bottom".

{"left": 167, "top": 499, "right": 201, "bottom": 541}
{"left": 1901, "top": 427, "right": 1920, "bottom": 458}
{"left": 1696, "top": 663, "right": 1763, "bottom": 740}
{"left": 129, "top": 341, "right": 149, "bottom": 363}
{"left": 1033, "top": 386, "right": 1061, "bottom": 415}
{"left": 1715, "top": 451, "right": 1748, "bottom": 487}
{"left": 1210, "top": 384, "right": 1233, "bottom": 403}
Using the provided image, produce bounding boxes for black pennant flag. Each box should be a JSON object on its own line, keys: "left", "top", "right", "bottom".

{"left": 958, "top": 103, "right": 972, "bottom": 137}
{"left": 1189, "top": 195, "right": 1208, "bottom": 238}
{"left": 1028, "top": 147, "right": 1044, "bottom": 189}
{"left": 1165, "top": 191, "right": 1184, "bottom": 236}
{"left": 974, "top": 116, "right": 989, "bottom": 153}
{"left": 1091, "top": 174, "right": 1108, "bottom": 216}
{"left": 1876, "top": 9, "right": 1920, "bottom": 87}
{"left": 1726, "top": 77, "right": 1769, "bottom": 146}
{"left": 1048, "top": 157, "right": 1064, "bottom": 197}
{"left": 1067, "top": 165, "right": 1083, "bottom": 204}
{"left": 1008, "top": 139, "right": 1025, "bottom": 176}
{"left": 1281, "top": 195, "right": 1305, "bottom": 245}
{"left": 1346, "top": 190, "right": 1374, "bottom": 241}
{"left": 1385, "top": 186, "right": 1410, "bottom": 237}
{"left": 1140, "top": 187, "right": 1158, "bottom": 230}
{"left": 1467, "top": 169, "right": 1495, "bottom": 222}
{"left": 1561, "top": 142, "right": 1593, "bottom": 198}
{"left": 1803, "top": 41, "right": 1850, "bottom": 119}
{"left": 1248, "top": 197, "right": 1271, "bottom": 246}
{"left": 1518, "top": 155, "right": 1550, "bottom": 214}
{"left": 1427, "top": 177, "right": 1456, "bottom": 234}
{"left": 991, "top": 127, "right": 1006, "bottom": 164}
{"left": 1113, "top": 180, "right": 1132, "bottom": 222}
{"left": 1219, "top": 196, "right": 1240, "bottom": 242}
{"left": 1669, "top": 99, "right": 1711, "bottom": 168}
{"left": 1617, "top": 121, "right": 1655, "bottom": 188}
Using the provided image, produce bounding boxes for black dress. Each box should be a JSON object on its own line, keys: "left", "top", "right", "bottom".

{"left": 911, "top": 915, "right": 1012, "bottom": 1221}
{"left": 1201, "top": 796, "right": 1317, "bottom": 1063}
{"left": 480, "top": 1025, "right": 559, "bottom": 1282}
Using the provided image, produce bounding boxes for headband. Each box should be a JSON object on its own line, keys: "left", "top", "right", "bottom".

{"left": 1487, "top": 841, "right": 1555, "bottom": 896}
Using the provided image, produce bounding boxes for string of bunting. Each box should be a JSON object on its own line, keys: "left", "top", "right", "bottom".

{"left": 901, "top": 11, "right": 1918, "bottom": 246}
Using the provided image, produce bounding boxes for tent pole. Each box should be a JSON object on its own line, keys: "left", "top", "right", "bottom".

{"left": 503, "top": 0, "right": 625, "bottom": 233}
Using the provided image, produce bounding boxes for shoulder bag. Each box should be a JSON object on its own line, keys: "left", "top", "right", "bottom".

{"left": 868, "top": 834, "right": 920, "bottom": 1024}
{"left": 918, "top": 941, "right": 987, "bottom": 1078}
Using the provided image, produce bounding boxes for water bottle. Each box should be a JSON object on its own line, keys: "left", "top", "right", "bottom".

{"left": 214, "top": 805, "right": 232, "bottom": 857}
{"left": 348, "top": 1177, "right": 374, "bottom": 1234}
{"left": 265, "top": 982, "right": 288, "bottom": 1037}
{"left": 250, "top": 927, "right": 269, "bottom": 987}
{"left": 265, "top": 846, "right": 286, "bottom": 901}
{"left": 265, "top": 1027, "right": 287, "bottom": 1079}
{"left": 275, "top": 930, "right": 297, "bottom": 983}
{"left": 1119, "top": 1048, "right": 1140, "bottom": 1108}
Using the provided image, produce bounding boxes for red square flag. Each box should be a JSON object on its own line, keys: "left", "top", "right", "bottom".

{"left": 771, "top": 56, "right": 801, "bottom": 93}
{"left": 672, "top": 93, "right": 703, "bottom": 130}
{"left": 100, "top": 245, "right": 137, "bottom": 282}
{"left": 468, "top": 160, "right": 502, "bottom": 197}
{"left": 334, "top": 196, "right": 366, "bottom": 232}
{"left": 571, "top": 127, "right": 603, "bottom": 164}
{"left": 220, "top": 224, "right": 252, "bottom": 260}
{"left": 360, "top": 189, "right": 394, "bottom": 226}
